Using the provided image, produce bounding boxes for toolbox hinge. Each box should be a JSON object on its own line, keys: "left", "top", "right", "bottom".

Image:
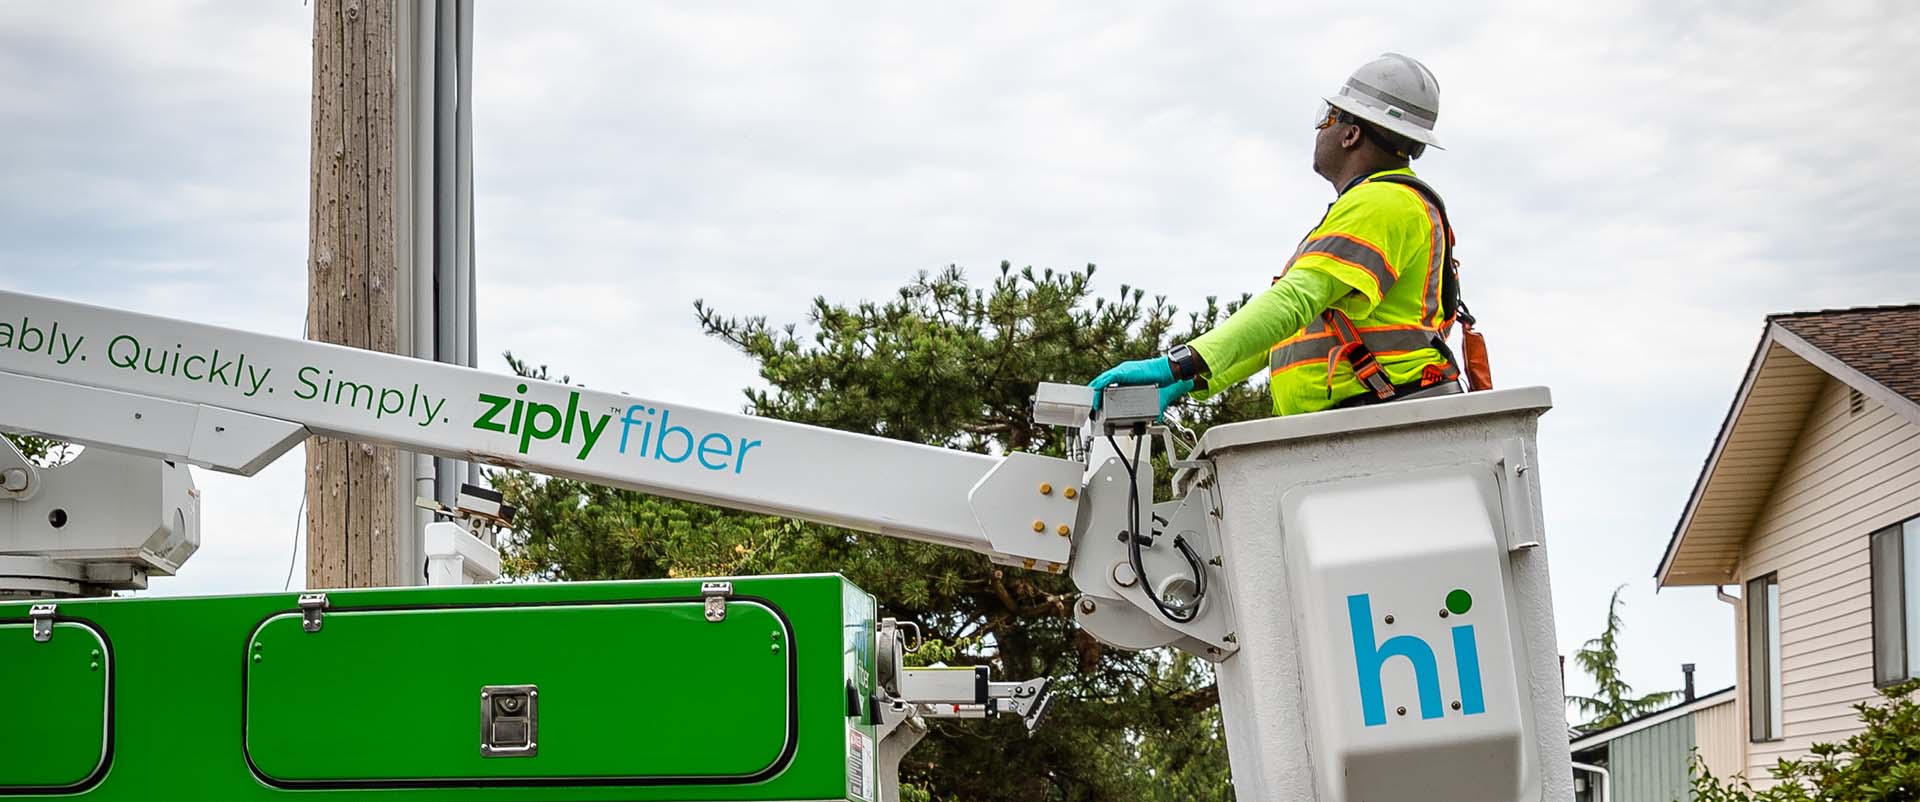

{"left": 29, "top": 603, "right": 55, "bottom": 643}
{"left": 702, "top": 581, "right": 733, "bottom": 623}
{"left": 299, "top": 593, "right": 329, "bottom": 633}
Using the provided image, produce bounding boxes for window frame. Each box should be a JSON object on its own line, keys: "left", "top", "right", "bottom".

{"left": 1871, "top": 515, "right": 1920, "bottom": 688}
{"left": 1747, "top": 572, "right": 1782, "bottom": 742}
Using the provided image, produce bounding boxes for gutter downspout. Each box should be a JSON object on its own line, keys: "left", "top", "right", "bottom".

{"left": 1716, "top": 583, "right": 1745, "bottom": 775}
{"left": 1570, "top": 762, "right": 1609, "bottom": 802}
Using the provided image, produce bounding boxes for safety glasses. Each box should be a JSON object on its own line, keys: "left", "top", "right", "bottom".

{"left": 1313, "top": 102, "right": 1339, "bottom": 131}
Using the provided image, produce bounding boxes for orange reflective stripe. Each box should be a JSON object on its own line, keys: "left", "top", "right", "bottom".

{"left": 1268, "top": 356, "right": 1328, "bottom": 375}
{"left": 1270, "top": 331, "right": 1333, "bottom": 354}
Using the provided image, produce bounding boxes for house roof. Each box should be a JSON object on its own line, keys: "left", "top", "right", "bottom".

{"left": 1773, "top": 306, "right": 1920, "bottom": 407}
{"left": 1569, "top": 687, "right": 1735, "bottom": 752}
{"left": 1655, "top": 305, "right": 1920, "bottom": 587}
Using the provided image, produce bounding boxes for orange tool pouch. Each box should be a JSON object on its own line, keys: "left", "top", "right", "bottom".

{"left": 1460, "top": 318, "right": 1493, "bottom": 391}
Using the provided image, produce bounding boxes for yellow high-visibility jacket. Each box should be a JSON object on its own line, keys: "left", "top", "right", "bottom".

{"left": 1190, "top": 167, "right": 1453, "bottom": 416}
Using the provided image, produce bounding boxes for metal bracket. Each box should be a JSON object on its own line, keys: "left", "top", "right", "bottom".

{"left": 988, "top": 677, "right": 1055, "bottom": 733}
{"left": 907, "top": 676, "right": 1057, "bottom": 734}
{"left": 1070, "top": 452, "right": 1241, "bottom": 662}
{"left": 702, "top": 581, "right": 732, "bottom": 622}
{"left": 29, "top": 603, "right": 55, "bottom": 642}
{"left": 894, "top": 620, "right": 922, "bottom": 653}
{"left": 1152, "top": 424, "right": 1208, "bottom": 473}
{"left": 298, "top": 593, "right": 328, "bottom": 633}
{"left": 1498, "top": 439, "right": 1542, "bottom": 555}
{"left": 873, "top": 698, "right": 931, "bottom": 802}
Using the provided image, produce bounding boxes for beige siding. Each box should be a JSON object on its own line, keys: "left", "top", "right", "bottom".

{"left": 1736, "top": 378, "right": 1920, "bottom": 786}
{"left": 1693, "top": 697, "right": 1743, "bottom": 782}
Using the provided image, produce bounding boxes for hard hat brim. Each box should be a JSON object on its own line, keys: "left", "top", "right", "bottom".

{"left": 1325, "top": 95, "right": 1444, "bottom": 149}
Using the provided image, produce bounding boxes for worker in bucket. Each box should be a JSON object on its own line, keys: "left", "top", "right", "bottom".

{"left": 1089, "top": 53, "right": 1489, "bottom": 419}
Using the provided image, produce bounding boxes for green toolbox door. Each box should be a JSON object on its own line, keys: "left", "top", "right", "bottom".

{"left": 0, "top": 616, "right": 111, "bottom": 793}
{"left": 244, "top": 596, "right": 795, "bottom": 789}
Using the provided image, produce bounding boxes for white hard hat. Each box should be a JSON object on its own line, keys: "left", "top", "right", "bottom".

{"left": 1324, "top": 52, "right": 1443, "bottom": 150}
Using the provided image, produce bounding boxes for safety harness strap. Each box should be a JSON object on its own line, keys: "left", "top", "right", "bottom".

{"left": 1320, "top": 309, "right": 1398, "bottom": 401}
{"left": 1319, "top": 309, "right": 1461, "bottom": 403}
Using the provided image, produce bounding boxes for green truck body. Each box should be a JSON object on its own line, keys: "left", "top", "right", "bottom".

{"left": 0, "top": 574, "right": 879, "bottom": 802}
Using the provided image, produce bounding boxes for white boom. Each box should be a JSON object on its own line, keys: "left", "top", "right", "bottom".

{"left": 0, "top": 288, "right": 1236, "bottom": 659}
{"left": 0, "top": 290, "right": 1084, "bottom": 569}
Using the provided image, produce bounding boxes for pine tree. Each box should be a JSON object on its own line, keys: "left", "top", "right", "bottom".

{"left": 1567, "top": 584, "right": 1681, "bottom": 732}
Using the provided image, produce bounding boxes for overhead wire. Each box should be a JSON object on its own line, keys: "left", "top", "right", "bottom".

{"left": 284, "top": 317, "right": 312, "bottom": 592}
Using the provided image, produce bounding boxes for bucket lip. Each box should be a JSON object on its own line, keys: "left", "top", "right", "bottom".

{"left": 1192, "top": 386, "right": 1552, "bottom": 458}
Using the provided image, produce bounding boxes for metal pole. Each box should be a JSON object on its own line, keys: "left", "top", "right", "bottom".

{"left": 456, "top": 0, "right": 481, "bottom": 492}
{"left": 404, "top": 0, "right": 439, "bottom": 583}
{"left": 452, "top": 0, "right": 472, "bottom": 377}
{"left": 432, "top": 0, "right": 459, "bottom": 509}
{"left": 386, "top": 0, "right": 432, "bottom": 586}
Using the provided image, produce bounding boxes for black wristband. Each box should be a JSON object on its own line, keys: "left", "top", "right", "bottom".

{"left": 1167, "top": 344, "right": 1206, "bottom": 381}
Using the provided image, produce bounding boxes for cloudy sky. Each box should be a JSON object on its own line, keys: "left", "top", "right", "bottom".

{"left": 3, "top": 1, "right": 1917, "bottom": 714}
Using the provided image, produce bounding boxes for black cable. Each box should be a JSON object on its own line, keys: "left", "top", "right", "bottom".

{"left": 1105, "top": 428, "right": 1207, "bottom": 623}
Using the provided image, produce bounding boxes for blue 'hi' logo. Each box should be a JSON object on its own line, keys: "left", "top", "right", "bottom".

{"left": 1347, "top": 591, "right": 1485, "bottom": 727}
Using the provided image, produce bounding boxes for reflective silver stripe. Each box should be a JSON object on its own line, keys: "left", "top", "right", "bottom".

{"left": 1341, "top": 79, "right": 1437, "bottom": 126}
{"left": 1298, "top": 235, "right": 1395, "bottom": 289}
{"left": 1268, "top": 328, "right": 1438, "bottom": 372}
{"left": 1415, "top": 192, "right": 1446, "bottom": 327}
{"left": 1367, "top": 180, "right": 1448, "bottom": 328}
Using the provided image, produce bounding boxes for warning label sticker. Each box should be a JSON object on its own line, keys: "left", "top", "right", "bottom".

{"left": 847, "top": 724, "right": 874, "bottom": 800}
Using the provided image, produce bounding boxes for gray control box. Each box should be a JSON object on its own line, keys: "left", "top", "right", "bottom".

{"left": 1097, "top": 385, "right": 1162, "bottom": 432}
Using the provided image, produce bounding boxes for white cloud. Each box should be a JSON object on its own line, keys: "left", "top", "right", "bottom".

{"left": 4, "top": 0, "right": 1918, "bottom": 717}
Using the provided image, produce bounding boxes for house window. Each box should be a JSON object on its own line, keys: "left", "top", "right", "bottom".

{"left": 1871, "top": 516, "right": 1920, "bottom": 686}
{"left": 1747, "top": 573, "right": 1782, "bottom": 741}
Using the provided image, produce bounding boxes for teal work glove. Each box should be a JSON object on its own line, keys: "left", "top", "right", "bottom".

{"left": 1158, "top": 378, "right": 1196, "bottom": 417}
{"left": 1090, "top": 357, "right": 1176, "bottom": 391}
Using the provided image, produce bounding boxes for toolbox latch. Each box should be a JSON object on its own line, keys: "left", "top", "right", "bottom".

{"left": 701, "top": 581, "right": 732, "bottom": 623}
{"left": 298, "top": 593, "right": 328, "bottom": 633}
{"left": 481, "top": 685, "right": 539, "bottom": 758}
{"left": 29, "top": 603, "right": 55, "bottom": 643}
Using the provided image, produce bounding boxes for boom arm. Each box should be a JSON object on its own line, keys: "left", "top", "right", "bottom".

{"left": 1, "top": 289, "right": 1237, "bottom": 662}
{"left": 0, "top": 290, "right": 1082, "bottom": 572}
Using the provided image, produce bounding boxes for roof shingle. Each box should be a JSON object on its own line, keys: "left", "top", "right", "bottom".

{"left": 1771, "top": 304, "right": 1920, "bottom": 405}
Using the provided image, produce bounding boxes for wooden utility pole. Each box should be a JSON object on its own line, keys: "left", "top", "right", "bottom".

{"left": 307, "top": 0, "right": 399, "bottom": 588}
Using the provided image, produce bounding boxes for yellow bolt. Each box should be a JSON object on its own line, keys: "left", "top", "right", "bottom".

{"left": 1032, "top": 520, "right": 1046, "bottom": 532}
{"left": 1064, "top": 487, "right": 1078, "bottom": 500}
{"left": 1023, "top": 558, "right": 1037, "bottom": 569}
{"left": 1039, "top": 482, "right": 1053, "bottom": 496}
{"left": 1057, "top": 525, "right": 1070, "bottom": 537}
{"left": 1047, "top": 563, "right": 1062, "bottom": 574}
